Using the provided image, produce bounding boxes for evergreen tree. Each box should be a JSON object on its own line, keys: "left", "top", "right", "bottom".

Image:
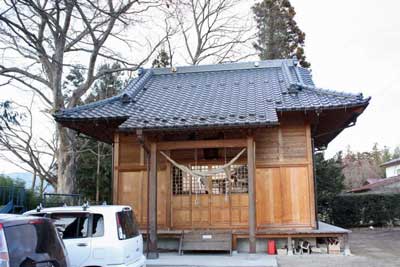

{"left": 393, "top": 146, "right": 400, "bottom": 160}
{"left": 382, "top": 146, "right": 393, "bottom": 163}
{"left": 252, "top": 0, "right": 311, "bottom": 68}
{"left": 85, "top": 63, "right": 124, "bottom": 102}
{"left": 0, "top": 174, "right": 25, "bottom": 188}
{"left": 152, "top": 49, "right": 170, "bottom": 68}
{"left": 75, "top": 138, "right": 113, "bottom": 203}
{"left": 0, "top": 101, "right": 21, "bottom": 130}
{"left": 315, "top": 152, "right": 345, "bottom": 223}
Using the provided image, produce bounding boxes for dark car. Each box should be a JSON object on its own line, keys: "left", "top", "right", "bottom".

{"left": 0, "top": 214, "right": 69, "bottom": 267}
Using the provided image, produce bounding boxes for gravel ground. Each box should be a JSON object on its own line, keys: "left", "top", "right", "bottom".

{"left": 277, "top": 228, "right": 400, "bottom": 267}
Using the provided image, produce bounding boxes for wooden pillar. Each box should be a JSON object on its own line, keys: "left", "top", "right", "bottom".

{"left": 112, "top": 133, "right": 119, "bottom": 204}
{"left": 287, "top": 236, "right": 293, "bottom": 256}
{"left": 247, "top": 136, "right": 256, "bottom": 253}
{"left": 147, "top": 142, "right": 159, "bottom": 259}
{"left": 310, "top": 137, "right": 319, "bottom": 229}
{"left": 165, "top": 150, "right": 172, "bottom": 228}
{"left": 343, "top": 233, "right": 351, "bottom": 255}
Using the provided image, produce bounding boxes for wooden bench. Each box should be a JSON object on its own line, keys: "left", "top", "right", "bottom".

{"left": 179, "top": 230, "right": 232, "bottom": 255}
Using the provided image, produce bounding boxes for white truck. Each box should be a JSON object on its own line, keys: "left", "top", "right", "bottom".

{"left": 25, "top": 205, "right": 146, "bottom": 267}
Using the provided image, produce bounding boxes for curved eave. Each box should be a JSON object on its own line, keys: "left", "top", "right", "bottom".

{"left": 52, "top": 98, "right": 370, "bottom": 146}
{"left": 310, "top": 100, "right": 370, "bottom": 149}
{"left": 276, "top": 98, "right": 371, "bottom": 113}
{"left": 54, "top": 115, "right": 128, "bottom": 143}
{"left": 118, "top": 120, "right": 279, "bottom": 133}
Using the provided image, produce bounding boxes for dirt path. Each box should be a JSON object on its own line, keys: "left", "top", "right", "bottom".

{"left": 277, "top": 228, "right": 400, "bottom": 267}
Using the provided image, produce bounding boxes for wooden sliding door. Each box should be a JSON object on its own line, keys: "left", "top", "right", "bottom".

{"left": 256, "top": 165, "right": 313, "bottom": 228}
{"left": 171, "top": 163, "right": 249, "bottom": 229}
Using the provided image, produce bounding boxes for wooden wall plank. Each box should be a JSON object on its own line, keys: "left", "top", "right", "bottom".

{"left": 256, "top": 166, "right": 312, "bottom": 228}
{"left": 231, "top": 194, "right": 248, "bottom": 226}
{"left": 118, "top": 134, "right": 145, "bottom": 171}
{"left": 255, "top": 128, "right": 280, "bottom": 163}
{"left": 256, "top": 168, "right": 282, "bottom": 226}
{"left": 157, "top": 170, "right": 168, "bottom": 227}
{"left": 172, "top": 195, "right": 191, "bottom": 228}
{"left": 192, "top": 195, "right": 210, "bottom": 227}
{"left": 210, "top": 195, "right": 230, "bottom": 226}
{"left": 255, "top": 123, "right": 308, "bottom": 164}
{"left": 118, "top": 171, "right": 144, "bottom": 223}
{"left": 281, "top": 123, "right": 307, "bottom": 161}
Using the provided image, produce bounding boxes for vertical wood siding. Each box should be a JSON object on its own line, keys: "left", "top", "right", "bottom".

{"left": 113, "top": 118, "right": 316, "bottom": 230}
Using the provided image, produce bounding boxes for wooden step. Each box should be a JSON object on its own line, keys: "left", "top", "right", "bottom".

{"left": 179, "top": 230, "right": 232, "bottom": 255}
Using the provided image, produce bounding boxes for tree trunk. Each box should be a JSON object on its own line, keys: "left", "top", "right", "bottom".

{"left": 57, "top": 125, "right": 77, "bottom": 194}
{"left": 39, "top": 177, "right": 44, "bottom": 196}
{"left": 31, "top": 170, "right": 37, "bottom": 192}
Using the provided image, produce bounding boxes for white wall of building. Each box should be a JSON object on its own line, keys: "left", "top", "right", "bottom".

{"left": 386, "top": 164, "right": 400, "bottom": 178}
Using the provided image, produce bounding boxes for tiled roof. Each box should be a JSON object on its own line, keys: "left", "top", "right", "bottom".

{"left": 55, "top": 59, "right": 370, "bottom": 131}
{"left": 366, "top": 178, "right": 381, "bottom": 185}
{"left": 380, "top": 157, "right": 400, "bottom": 168}
{"left": 348, "top": 175, "right": 400, "bottom": 193}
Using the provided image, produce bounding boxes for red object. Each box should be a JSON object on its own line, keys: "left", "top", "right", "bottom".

{"left": 267, "top": 240, "right": 276, "bottom": 255}
{"left": 29, "top": 219, "right": 44, "bottom": 225}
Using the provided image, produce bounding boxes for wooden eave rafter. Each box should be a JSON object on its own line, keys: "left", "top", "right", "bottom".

{"left": 56, "top": 117, "right": 126, "bottom": 143}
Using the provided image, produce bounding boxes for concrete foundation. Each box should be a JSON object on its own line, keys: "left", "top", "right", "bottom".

{"left": 143, "top": 222, "right": 350, "bottom": 255}
{"left": 146, "top": 236, "right": 319, "bottom": 254}
{"left": 146, "top": 252, "right": 277, "bottom": 267}
{"left": 236, "top": 237, "right": 317, "bottom": 253}
{"left": 144, "top": 238, "right": 180, "bottom": 251}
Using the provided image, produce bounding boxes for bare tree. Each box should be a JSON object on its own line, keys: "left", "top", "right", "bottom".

{"left": 164, "top": 0, "right": 255, "bottom": 65}
{"left": 0, "top": 100, "right": 57, "bottom": 191}
{"left": 342, "top": 147, "right": 387, "bottom": 189}
{"left": 0, "top": 0, "right": 168, "bottom": 193}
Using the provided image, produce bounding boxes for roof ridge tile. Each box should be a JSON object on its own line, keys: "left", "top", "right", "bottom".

{"left": 54, "top": 94, "right": 121, "bottom": 117}
{"left": 301, "top": 85, "right": 366, "bottom": 99}
{"left": 151, "top": 59, "right": 295, "bottom": 75}
{"left": 122, "top": 69, "right": 153, "bottom": 100}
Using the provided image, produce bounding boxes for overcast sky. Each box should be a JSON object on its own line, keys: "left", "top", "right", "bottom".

{"left": 1, "top": 0, "right": 399, "bottom": 174}
{"left": 289, "top": 0, "right": 400, "bottom": 157}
